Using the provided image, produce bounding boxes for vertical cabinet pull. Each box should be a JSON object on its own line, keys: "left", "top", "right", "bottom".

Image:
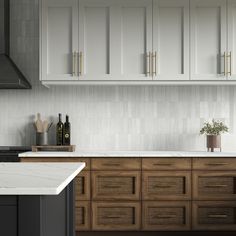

{"left": 79, "top": 52, "right": 83, "bottom": 76}
{"left": 152, "top": 51, "right": 157, "bottom": 76}
{"left": 228, "top": 51, "right": 232, "bottom": 77}
{"left": 222, "top": 52, "right": 227, "bottom": 76}
{"left": 146, "top": 52, "right": 151, "bottom": 76}
{"left": 72, "top": 51, "right": 77, "bottom": 76}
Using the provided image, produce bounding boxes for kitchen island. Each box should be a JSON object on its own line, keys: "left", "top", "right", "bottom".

{"left": 0, "top": 163, "right": 85, "bottom": 236}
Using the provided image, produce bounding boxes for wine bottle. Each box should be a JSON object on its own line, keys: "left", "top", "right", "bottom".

{"left": 56, "top": 113, "right": 63, "bottom": 145}
{"left": 63, "top": 115, "right": 71, "bottom": 145}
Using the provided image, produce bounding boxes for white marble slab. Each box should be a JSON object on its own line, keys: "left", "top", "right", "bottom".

{"left": 0, "top": 163, "right": 85, "bottom": 195}
{"left": 19, "top": 150, "right": 236, "bottom": 158}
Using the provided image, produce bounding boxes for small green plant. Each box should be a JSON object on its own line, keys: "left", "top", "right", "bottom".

{"left": 200, "top": 119, "right": 229, "bottom": 135}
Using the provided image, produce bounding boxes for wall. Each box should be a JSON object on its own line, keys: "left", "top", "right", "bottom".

{"left": 0, "top": 0, "right": 235, "bottom": 151}
{"left": 0, "top": 0, "right": 4, "bottom": 53}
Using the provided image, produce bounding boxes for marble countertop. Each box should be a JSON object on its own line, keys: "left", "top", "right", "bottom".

{"left": 0, "top": 163, "right": 85, "bottom": 195}
{"left": 19, "top": 150, "right": 236, "bottom": 158}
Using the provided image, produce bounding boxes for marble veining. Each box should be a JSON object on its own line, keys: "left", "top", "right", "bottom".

{"left": 19, "top": 151, "right": 236, "bottom": 158}
{"left": 0, "top": 163, "right": 85, "bottom": 195}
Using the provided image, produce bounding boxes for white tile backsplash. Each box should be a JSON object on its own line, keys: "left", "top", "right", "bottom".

{"left": 1, "top": 0, "right": 236, "bottom": 151}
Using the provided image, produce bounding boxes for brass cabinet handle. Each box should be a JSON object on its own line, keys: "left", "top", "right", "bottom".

{"left": 152, "top": 51, "right": 157, "bottom": 76}
{"left": 206, "top": 163, "right": 228, "bottom": 166}
{"left": 103, "top": 163, "right": 120, "bottom": 166}
{"left": 146, "top": 52, "right": 151, "bottom": 76}
{"left": 204, "top": 184, "right": 228, "bottom": 188}
{"left": 152, "top": 214, "right": 177, "bottom": 219}
{"left": 228, "top": 51, "right": 232, "bottom": 76}
{"left": 208, "top": 214, "right": 228, "bottom": 219}
{"left": 153, "top": 185, "right": 174, "bottom": 188}
{"left": 102, "top": 216, "right": 121, "bottom": 219}
{"left": 103, "top": 185, "right": 121, "bottom": 189}
{"left": 72, "top": 51, "right": 77, "bottom": 76}
{"left": 222, "top": 52, "right": 227, "bottom": 76}
{"left": 153, "top": 163, "right": 173, "bottom": 166}
{"left": 79, "top": 52, "right": 83, "bottom": 76}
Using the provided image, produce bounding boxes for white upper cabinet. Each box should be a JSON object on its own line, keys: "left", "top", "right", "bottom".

{"left": 40, "top": 0, "right": 236, "bottom": 84}
{"left": 227, "top": 0, "right": 236, "bottom": 80}
{"left": 190, "top": 0, "right": 227, "bottom": 80}
{"left": 41, "top": 0, "right": 79, "bottom": 81}
{"left": 153, "top": 0, "right": 189, "bottom": 80}
{"left": 78, "top": 0, "right": 113, "bottom": 80}
{"left": 112, "top": 0, "right": 153, "bottom": 80}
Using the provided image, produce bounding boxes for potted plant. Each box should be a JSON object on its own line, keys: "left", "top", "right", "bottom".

{"left": 200, "top": 119, "right": 229, "bottom": 152}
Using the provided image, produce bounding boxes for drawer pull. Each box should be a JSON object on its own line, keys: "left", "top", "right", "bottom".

{"left": 205, "top": 184, "right": 228, "bottom": 188}
{"left": 103, "top": 163, "right": 121, "bottom": 166}
{"left": 208, "top": 214, "right": 228, "bottom": 219}
{"left": 152, "top": 214, "right": 177, "bottom": 219}
{"left": 103, "top": 185, "right": 121, "bottom": 189}
{"left": 102, "top": 216, "right": 121, "bottom": 219}
{"left": 153, "top": 163, "right": 173, "bottom": 166}
{"left": 206, "top": 163, "right": 228, "bottom": 166}
{"left": 153, "top": 185, "right": 174, "bottom": 188}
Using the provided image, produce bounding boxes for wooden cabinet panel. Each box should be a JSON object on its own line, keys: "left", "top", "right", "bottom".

{"left": 192, "top": 201, "right": 236, "bottom": 230}
{"left": 75, "top": 171, "right": 90, "bottom": 201}
{"left": 142, "top": 201, "right": 191, "bottom": 231}
{"left": 92, "top": 171, "right": 141, "bottom": 200}
{"left": 92, "top": 202, "right": 141, "bottom": 230}
{"left": 142, "top": 171, "right": 191, "bottom": 200}
{"left": 91, "top": 158, "right": 141, "bottom": 170}
{"left": 193, "top": 171, "right": 236, "bottom": 200}
{"left": 75, "top": 201, "right": 90, "bottom": 231}
{"left": 142, "top": 158, "right": 191, "bottom": 170}
{"left": 193, "top": 158, "right": 236, "bottom": 170}
{"left": 21, "top": 157, "right": 90, "bottom": 170}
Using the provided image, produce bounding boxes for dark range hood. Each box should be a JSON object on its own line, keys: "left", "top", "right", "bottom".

{"left": 0, "top": 0, "right": 31, "bottom": 89}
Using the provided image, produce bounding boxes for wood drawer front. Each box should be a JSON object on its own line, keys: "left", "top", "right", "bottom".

{"left": 142, "top": 201, "right": 191, "bottom": 231}
{"left": 193, "top": 171, "right": 236, "bottom": 200}
{"left": 92, "top": 171, "right": 141, "bottom": 200}
{"left": 21, "top": 157, "right": 90, "bottom": 170}
{"left": 92, "top": 202, "right": 141, "bottom": 231}
{"left": 193, "top": 158, "right": 236, "bottom": 170}
{"left": 142, "top": 171, "right": 191, "bottom": 200}
{"left": 91, "top": 158, "right": 141, "bottom": 170}
{"left": 75, "top": 201, "right": 90, "bottom": 231}
{"left": 75, "top": 171, "right": 90, "bottom": 201}
{"left": 142, "top": 158, "right": 191, "bottom": 170}
{"left": 192, "top": 201, "right": 236, "bottom": 231}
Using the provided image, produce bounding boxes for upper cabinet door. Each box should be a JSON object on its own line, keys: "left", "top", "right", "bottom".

{"left": 227, "top": 0, "right": 236, "bottom": 80}
{"left": 78, "top": 0, "right": 114, "bottom": 80}
{"left": 41, "top": 0, "right": 78, "bottom": 81}
{"left": 112, "top": 0, "right": 153, "bottom": 81}
{"left": 153, "top": 0, "right": 190, "bottom": 80}
{"left": 190, "top": 0, "right": 227, "bottom": 80}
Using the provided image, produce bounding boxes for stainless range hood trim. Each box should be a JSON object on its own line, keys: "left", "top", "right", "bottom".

{"left": 0, "top": 0, "right": 32, "bottom": 89}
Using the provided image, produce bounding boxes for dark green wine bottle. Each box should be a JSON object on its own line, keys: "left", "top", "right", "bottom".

{"left": 56, "top": 113, "right": 63, "bottom": 145}
{"left": 63, "top": 115, "right": 71, "bottom": 145}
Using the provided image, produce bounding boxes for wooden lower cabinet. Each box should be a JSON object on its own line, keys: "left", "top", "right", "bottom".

{"left": 142, "top": 171, "right": 191, "bottom": 200}
{"left": 193, "top": 171, "right": 236, "bottom": 200}
{"left": 142, "top": 201, "right": 191, "bottom": 231}
{"left": 75, "top": 171, "right": 90, "bottom": 201}
{"left": 92, "top": 171, "right": 141, "bottom": 201}
{"left": 22, "top": 156, "right": 236, "bottom": 231}
{"left": 75, "top": 201, "right": 91, "bottom": 231}
{"left": 92, "top": 202, "right": 141, "bottom": 231}
{"left": 192, "top": 201, "right": 236, "bottom": 231}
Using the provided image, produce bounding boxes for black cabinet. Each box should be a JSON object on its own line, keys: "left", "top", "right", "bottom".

{"left": 0, "top": 197, "right": 17, "bottom": 236}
